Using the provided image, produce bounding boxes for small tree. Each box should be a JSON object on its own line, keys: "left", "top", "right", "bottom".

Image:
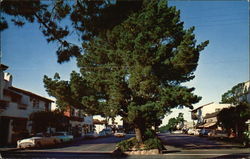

{"left": 160, "top": 113, "right": 185, "bottom": 132}
{"left": 218, "top": 82, "right": 250, "bottom": 136}
{"left": 29, "top": 111, "right": 69, "bottom": 133}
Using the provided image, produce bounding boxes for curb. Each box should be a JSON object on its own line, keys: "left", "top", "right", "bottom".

{"left": 0, "top": 148, "right": 20, "bottom": 153}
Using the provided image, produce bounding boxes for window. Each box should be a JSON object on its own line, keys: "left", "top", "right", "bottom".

{"left": 45, "top": 103, "right": 49, "bottom": 111}
{"left": 32, "top": 99, "right": 39, "bottom": 108}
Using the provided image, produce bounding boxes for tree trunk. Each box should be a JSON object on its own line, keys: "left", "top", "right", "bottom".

{"left": 135, "top": 127, "right": 143, "bottom": 143}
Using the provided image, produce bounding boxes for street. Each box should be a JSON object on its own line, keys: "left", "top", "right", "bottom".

{"left": 159, "top": 133, "right": 250, "bottom": 159}
{"left": 1, "top": 133, "right": 250, "bottom": 159}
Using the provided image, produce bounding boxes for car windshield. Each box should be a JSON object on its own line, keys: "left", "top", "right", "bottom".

{"left": 30, "top": 134, "right": 43, "bottom": 137}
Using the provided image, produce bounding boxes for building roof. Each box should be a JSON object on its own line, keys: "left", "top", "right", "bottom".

{"left": 203, "top": 111, "right": 219, "bottom": 119}
{"left": 93, "top": 119, "right": 107, "bottom": 125}
{"left": 0, "top": 64, "right": 8, "bottom": 71}
{"left": 191, "top": 102, "right": 214, "bottom": 112}
{"left": 9, "top": 87, "right": 54, "bottom": 103}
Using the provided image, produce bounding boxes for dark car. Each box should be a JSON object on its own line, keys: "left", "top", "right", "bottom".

{"left": 199, "top": 129, "right": 211, "bottom": 136}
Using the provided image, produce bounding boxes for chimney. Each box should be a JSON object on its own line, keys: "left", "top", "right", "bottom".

{"left": 0, "top": 64, "right": 8, "bottom": 100}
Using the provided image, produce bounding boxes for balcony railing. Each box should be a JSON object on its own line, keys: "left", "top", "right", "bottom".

{"left": 18, "top": 103, "right": 28, "bottom": 110}
{"left": 0, "top": 100, "right": 9, "bottom": 110}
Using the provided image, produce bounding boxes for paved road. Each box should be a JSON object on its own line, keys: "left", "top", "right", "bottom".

{"left": 0, "top": 135, "right": 133, "bottom": 159}
{"left": 29, "top": 135, "right": 134, "bottom": 152}
{"left": 159, "top": 133, "right": 250, "bottom": 159}
{"left": 1, "top": 133, "right": 250, "bottom": 159}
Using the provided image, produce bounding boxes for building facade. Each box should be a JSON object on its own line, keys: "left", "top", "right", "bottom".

{"left": 63, "top": 106, "right": 94, "bottom": 137}
{"left": 0, "top": 64, "right": 53, "bottom": 145}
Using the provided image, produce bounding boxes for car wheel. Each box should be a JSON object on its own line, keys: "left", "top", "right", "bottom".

{"left": 243, "top": 141, "right": 249, "bottom": 147}
{"left": 37, "top": 142, "right": 42, "bottom": 148}
{"left": 54, "top": 140, "right": 58, "bottom": 144}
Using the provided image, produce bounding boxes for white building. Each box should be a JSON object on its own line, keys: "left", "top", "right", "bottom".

{"left": 93, "top": 115, "right": 123, "bottom": 134}
{"left": 0, "top": 64, "right": 53, "bottom": 145}
{"left": 63, "top": 106, "right": 94, "bottom": 137}
{"left": 191, "top": 102, "right": 231, "bottom": 128}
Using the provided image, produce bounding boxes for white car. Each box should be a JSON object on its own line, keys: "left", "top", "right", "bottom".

{"left": 85, "top": 132, "right": 98, "bottom": 138}
{"left": 17, "top": 134, "right": 59, "bottom": 149}
{"left": 187, "top": 129, "right": 195, "bottom": 135}
{"left": 194, "top": 129, "right": 201, "bottom": 136}
{"left": 208, "top": 130, "right": 228, "bottom": 139}
{"left": 114, "top": 131, "right": 126, "bottom": 137}
{"left": 52, "top": 132, "right": 73, "bottom": 143}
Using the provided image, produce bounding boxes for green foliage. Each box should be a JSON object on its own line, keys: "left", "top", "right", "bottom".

{"left": 144, "top": 129, "right": 156, "bottom": 140}
{"left": 219, "top": 82, "right": 250, "bottom": 136}
{"left": 3, "top": 0, "right": 209, "bottom": 142}
{"left": 221, "top": 82, "right": 248, "bottom": 104}
{"left": 144, "top": 138, "right": 163, "bottom": 150}
{"left": 117, "top": 137, "right": 138, "bottom": 152}
{"left": 160, "top": 113, "right": 185, "bottom": 132}
{"left": 117, "top": 136, "right": 163, "bottom": 151}
{"left": 29, "top": 111, "right": 69, "bottom": 133}
{"left": 217, "top": 102, "right": 250, "bottom": 136}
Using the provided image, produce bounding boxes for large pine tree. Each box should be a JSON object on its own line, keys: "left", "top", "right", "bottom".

{"left": 2, "top": 0, "right": 208, "bottom": 143}
{"left": 44, "top": 1, "right": 208, "bottom": 142}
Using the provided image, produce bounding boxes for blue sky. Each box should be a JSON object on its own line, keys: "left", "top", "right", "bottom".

{"left": 1, "top": 1, "right": 249, "bottom": 124}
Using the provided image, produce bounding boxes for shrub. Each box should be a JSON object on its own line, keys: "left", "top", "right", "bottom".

{"left": 117, "top": 136, "right": 164, "bottom": 152}
{"left": 144, "top": 129, "right": 155, "bottom": 140}
{"left": 116, "top": 137, "right": 138, "bottom": 151}
{"left": 144, "top": 137, "right": 163, "bottom": 150}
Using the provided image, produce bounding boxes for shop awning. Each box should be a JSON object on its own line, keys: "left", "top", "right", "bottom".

{"left": 202, "top": 122, "right": 217, "bottom": 128}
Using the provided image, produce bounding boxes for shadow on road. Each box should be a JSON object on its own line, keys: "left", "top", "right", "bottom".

{"left": 1, "top": 151, "right": 133, "bottom": 159}
{"left": 29, "top": 135, "right": 134, "bottom": 150}
{"left": 206, "top": 153, "right": 250, "bottom": 159}
{"left": 159, "top": 134, "right": 242, "bottom": 150}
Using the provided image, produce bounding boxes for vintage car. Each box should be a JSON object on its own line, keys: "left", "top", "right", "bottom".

{"left": 199, "top": 129, "right": 212, "bottom": 137}
{"left": 208, "top": 130, "right": 228, "bottom": 139}
{"left": 187, "top": 129, "right": 195, "bottom": 135}
{"left": 52, "top": 132, "right": 74, "bottom": 143}
{"left": 99, "top": 128, "right": 113, "bottom": 137}
{"left": 114, "top": 131, "right": 126, "bottom": 137}
{"left": 85, "top": 132, "right": 98, "bottom": 138}
{"left": 17, "top": 133, "right": 59, "bottom": 149}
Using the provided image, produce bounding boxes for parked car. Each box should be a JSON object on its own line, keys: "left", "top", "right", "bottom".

{"left": 187, "top": 129, "right": 195, "bottom": 135}
{"left": 194, "top": 129, "right": 201, "bottom": 136}
{"left": 172, "top": 130, "right": 182, "bottom": 134}
{"left": 17, "top": 133, "right": 59, "bottom": 149}
{"left": 199, "top": 129, "right": 211, "bottom": 137}
{"left": 52, "top": 132, "right": 73, "bottom": 143}
{"left": 103, "top": 128, "right": 113, "bottom": 136}
{"left": 99, "top": 128, "right": 113, "bottom": 137}
{"left": 85, "top": 132, "right": 98, "bottom": 138}
{"left": 182, "top": 129, "right": 189, "bottom": 134}
{"left": 208, "top": 130, "right": 228, "bottom": 139}
{"left": 114, "top": 131, "right": 126, "bottom": 137}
